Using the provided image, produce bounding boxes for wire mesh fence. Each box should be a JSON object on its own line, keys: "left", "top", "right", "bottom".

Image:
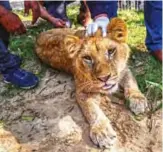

{"left": 118, "top": 0, "right": 144, "bottom": 11}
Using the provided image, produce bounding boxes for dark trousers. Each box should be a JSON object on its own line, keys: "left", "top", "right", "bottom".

{"left": 0, "top": 25, "right": 21, "bottom": 73}
{"left": 44, "top": 1, "right": 73, "bottom": 20}
{"left": 144, "top": 1, "right": 162, "bottom": 52}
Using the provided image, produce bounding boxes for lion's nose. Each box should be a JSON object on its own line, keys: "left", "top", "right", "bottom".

{"left": 97, "top": 74, "right": 111, "bottom": 82}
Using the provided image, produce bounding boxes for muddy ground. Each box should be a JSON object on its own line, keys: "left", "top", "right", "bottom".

{"left": 0, "top": 63, "right": 162, "bottom": 152}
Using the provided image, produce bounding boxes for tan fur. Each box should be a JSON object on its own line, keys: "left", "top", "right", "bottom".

{"left": 35, "top": 18, "right": 148, "bottom": 149}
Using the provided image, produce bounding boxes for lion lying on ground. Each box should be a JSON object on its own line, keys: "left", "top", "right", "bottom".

{"left": 35, "top": 18, "right": 148, "bottom": 149}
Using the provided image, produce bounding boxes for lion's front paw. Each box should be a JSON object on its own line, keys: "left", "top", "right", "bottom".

{"left": 128, "top": 92, "right": 148, "bottom": 115}
{"left": 90, "top": 120, "right": 117, "bottom": 149}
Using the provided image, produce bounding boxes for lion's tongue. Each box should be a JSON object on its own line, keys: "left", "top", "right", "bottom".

{"left": 103, "top": 84, "right": 115, "bottom": 90}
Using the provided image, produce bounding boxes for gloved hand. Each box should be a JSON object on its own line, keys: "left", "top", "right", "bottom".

{"left": 24, "top": 1, "right": 40, "bottom": 24}
{"left": 86, "top": 16, "right": 109, "bottom": 37}
{"left": 0, "top": 9, "right": 26, "bottom": 34}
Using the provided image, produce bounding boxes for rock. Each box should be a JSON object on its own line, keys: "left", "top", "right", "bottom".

{"left": 0, "top": 127, "right": 30, "bottom": 152}
{"left": 56, "top": 116, "right": 82, "bottom": 145}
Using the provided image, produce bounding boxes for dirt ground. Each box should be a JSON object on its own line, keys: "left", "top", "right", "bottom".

{"left": 0, "top": 66, "right": 162, "bottom": 152}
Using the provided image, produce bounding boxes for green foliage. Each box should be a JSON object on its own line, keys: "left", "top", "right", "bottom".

{"left": 118, "top": 10, "right": 146, "bottom": 48}
{"left": 121, "top": 10, "right": 162, "bottom": 111}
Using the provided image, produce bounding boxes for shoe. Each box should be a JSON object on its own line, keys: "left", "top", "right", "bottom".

{"left": 150, "top": 50, "right": 162, "bottom": 63}
{"left": 3, "top": 68, "right": 39, "bottom": 89}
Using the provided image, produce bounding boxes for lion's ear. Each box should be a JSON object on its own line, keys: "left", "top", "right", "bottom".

{"left": 64, "top": 35, "right": 81, "bottom": 58}
{"left": 107, "top": 18, "right": 128, "bottom": 43}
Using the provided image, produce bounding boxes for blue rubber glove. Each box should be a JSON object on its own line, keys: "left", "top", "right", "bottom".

{"left": 86, "top": 16, "right": 109, "bottom": 37}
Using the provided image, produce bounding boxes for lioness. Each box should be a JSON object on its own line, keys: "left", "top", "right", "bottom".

{"left": 35, "top": 18, "right": 148, "bottom": 149}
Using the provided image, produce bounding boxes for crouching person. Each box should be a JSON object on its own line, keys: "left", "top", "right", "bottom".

{"left": 0, "top": 1, "right": 38, "bottom": 89}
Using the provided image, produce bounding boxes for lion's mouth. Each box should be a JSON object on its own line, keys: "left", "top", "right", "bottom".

{"left": 101, "top": 82, "right": 118, "bottom": 94}
{"left": 102, "top": 83, "right": 116, "bottom": 90}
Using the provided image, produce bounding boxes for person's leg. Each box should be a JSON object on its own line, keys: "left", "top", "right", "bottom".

{"left": 77, "top": 1, "right": 92, "bottom": 27}
{"left": 0, "top": 24, "right": 10, "bottom": 47}
{"left": 144, "top": 1, "right": 162, "bottom": 62}
{"left": 87, "top": 1, "right": 118, "bottom": 19}
{"left": 0, "top": 25, "right": 21, "bottom": 73}
{"left": 0, "top": 25, "right": 38, "bottom": 89}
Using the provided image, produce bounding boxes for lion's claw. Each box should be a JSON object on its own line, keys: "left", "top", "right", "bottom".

{"left": 129, "top": 93, "right": 148, "bottom": 115}
{"left": 90, "top": 120, "right": 117, "bottom": 149}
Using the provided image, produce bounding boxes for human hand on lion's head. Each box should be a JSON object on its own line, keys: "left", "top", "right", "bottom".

{"left": 86, "top": 17, "right": 128, "bottom": 40}
{"left": 65, "top": 18, "right": 128, "bottom": 58}
{"left": 88, "top": 18, "right": 128, "bottom": 43}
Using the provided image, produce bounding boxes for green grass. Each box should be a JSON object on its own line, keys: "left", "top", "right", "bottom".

{"left": 2, "top": 7, "right": 162, "bottom": 111}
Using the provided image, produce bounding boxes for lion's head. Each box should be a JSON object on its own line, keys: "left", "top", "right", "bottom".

{"left": 64, "top": 18, "right": 130, "bottom": 94}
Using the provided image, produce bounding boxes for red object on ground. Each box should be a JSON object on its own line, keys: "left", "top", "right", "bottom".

{"left": 150, "top": 50, "right": 162, "bottom": 63}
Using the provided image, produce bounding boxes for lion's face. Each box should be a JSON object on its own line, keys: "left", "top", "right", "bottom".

{"left": 75, "top": 37, "right": 129, "bottom": 93}
{"left": 64, "top": 18, "right": 129, "bottom": 93}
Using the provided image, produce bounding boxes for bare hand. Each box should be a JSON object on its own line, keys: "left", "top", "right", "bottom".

{"left": 39, "top": 5, "right": 66, "bottom": 28}
{"left": 50, "top": 18, "right": 66, "bottom": 28}
{"left": 24, "top": 1, "right": 40, "bottom": 24}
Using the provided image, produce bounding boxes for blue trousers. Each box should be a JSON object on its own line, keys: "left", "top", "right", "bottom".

{"left": 0, "top": 25, "right": 21, "bottom": 73}
{"left": 44, "top": 1, "right": 72, "bottom": 20}
{"left": 0, "top": 1, "right": 21, "bottom": 73}
{"left": 87, "top": 1, "right": 118, "bottom": 19}
{"left": 144, "top": 1, "right": 162, "bottom": 52}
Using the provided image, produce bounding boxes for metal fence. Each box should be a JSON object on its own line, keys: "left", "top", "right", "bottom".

{"left": 118, "top": 0, "right": 144, "bottom": 11}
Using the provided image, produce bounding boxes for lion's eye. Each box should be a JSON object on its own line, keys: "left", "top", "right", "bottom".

{"left": 83, "top": 56, "right": 92, "bottom": 63}
{"left": 83, "top": 56, "right": 93, "bottom": 68}
{"left": 107, "top": 48, "right": 116, "bottom": 59}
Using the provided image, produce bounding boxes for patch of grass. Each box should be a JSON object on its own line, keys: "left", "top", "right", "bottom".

{"left": 119, "top": 10, "right": 146, "bottom": 49}
{"left": 122, "top": 10, "right": 162, "bottom": 111}
{"left": 67, "top": 5, "right": 81, "bottom": 28}
{"left": 1, "top": 8, "right": 162, "bottom": 110}
{"left": 13, "top": 10, "right": 32, "bottom": 21}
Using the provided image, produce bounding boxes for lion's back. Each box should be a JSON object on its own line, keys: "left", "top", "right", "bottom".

{"left": 35, "top": 28, "right": 76, "bottom": 72}
{"left": 36, "top": 28, "right": 75, "bottom": 46}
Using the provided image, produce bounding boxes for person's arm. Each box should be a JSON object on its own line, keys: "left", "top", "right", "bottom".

{"left": 39, "top": 4, "right": 66, "bottom": 28}
{"left": 0, "top": 5, "right": 8, "bottom": 17}
{"left": 0, "top": 4, "right": 26, "bottom": 34}
{"left": 24, "top": 1, "right": 41, "bottom": 25}
{"left": 24, "top": 1, "right": 66, "bottom": 27}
